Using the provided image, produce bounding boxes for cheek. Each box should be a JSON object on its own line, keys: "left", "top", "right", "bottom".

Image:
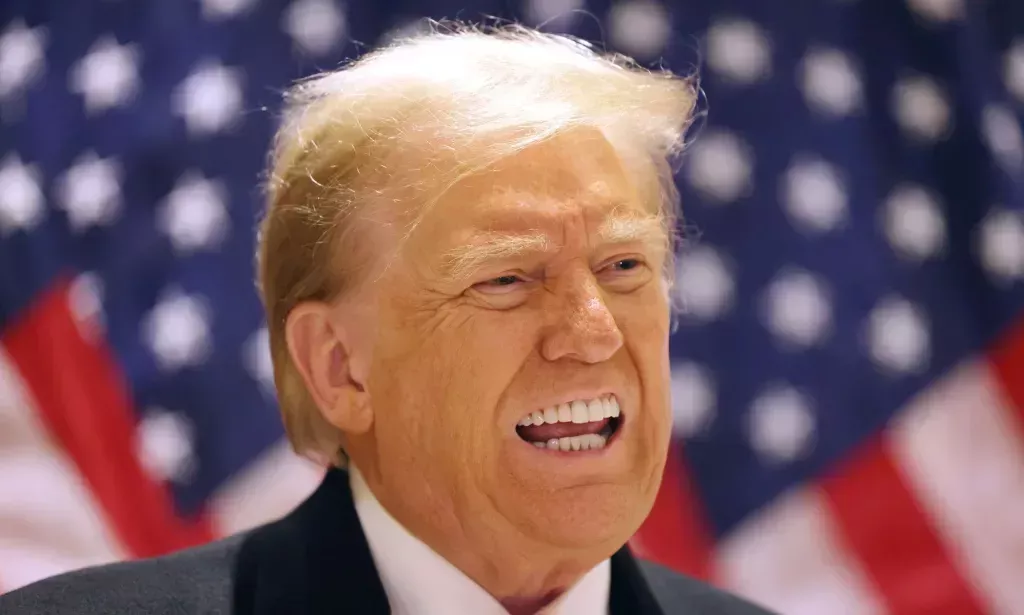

{"left": 615, "top": 290, "right": 673, "bottom": 451}
{"left": 369, "top": 303, "right": 537, "bottom": 478}
{"left": 615, "top": 286, "right": 671, "bottom": 374}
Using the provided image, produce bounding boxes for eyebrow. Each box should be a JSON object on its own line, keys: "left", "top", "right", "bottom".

{"left": 439, "top": 215, "right": 668, "bottom": 281}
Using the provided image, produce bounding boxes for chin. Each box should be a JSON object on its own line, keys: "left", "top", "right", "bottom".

{"left": 518, "top": 481, "right": 652, "bottom": 553}
{"left": 498, "top": 419, "right": 666, "bottom": 554}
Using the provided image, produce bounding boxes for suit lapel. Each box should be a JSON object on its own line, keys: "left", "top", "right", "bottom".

{"left": 233, "top": 467, "right": 391, "bottom": 615}
{"left": 608, "top": 547, "right": 666, "bottom": 615}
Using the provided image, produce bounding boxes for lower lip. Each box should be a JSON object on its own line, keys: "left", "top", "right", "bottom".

{"left": 504, "top": 422, "right": 628, "bottom": 484}
{"left": 518, "top": 417, "right": 624, "bottom": 457}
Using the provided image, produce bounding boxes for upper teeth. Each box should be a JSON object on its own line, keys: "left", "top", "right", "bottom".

{"left": 518, "top": 395, "right": 620, "bottom": 427}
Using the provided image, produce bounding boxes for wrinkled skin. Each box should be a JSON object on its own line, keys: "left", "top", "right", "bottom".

{"left": 286, "top": 127, "right": 674, "bottom": 609}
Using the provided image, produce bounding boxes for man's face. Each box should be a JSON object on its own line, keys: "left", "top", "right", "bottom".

{"left": 345, "top": 128, "right": 673, "bottom": 561}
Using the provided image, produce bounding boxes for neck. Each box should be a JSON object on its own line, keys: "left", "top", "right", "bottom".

{"left": 501, "top": 590, "right": 563, "bottom": 615}
{"left": 351, "top": 463, "right": 604, "bottom": 605}
{"left": 459, "top": 549, "right": 587, "bottom": 607}
{"left": 405, "top": 509, "right": 592, "bottom": 602}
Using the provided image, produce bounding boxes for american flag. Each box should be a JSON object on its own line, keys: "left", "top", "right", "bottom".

{"left": 1, "top": 0, "right": 1023, "bottom": 613}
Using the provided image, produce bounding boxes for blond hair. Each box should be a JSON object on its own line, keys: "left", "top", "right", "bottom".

{"left": 256, "top": 22, "right": 698, "bottom": 466}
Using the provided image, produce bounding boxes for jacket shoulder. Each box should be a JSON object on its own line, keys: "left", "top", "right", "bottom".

{"left": 638, "top": 560, "right": 779, "bottom": 615}
{"left": 0, "top": 534, "right": 246, "bottom": 615}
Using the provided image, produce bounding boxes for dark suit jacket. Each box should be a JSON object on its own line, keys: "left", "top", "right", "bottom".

{"left": 0, "top": 468, "right": 776, "bottom": 614}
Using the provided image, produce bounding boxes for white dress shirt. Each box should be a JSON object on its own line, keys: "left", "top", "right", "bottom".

{"left": 349, "top": 467, "right": 611, "bottom": 615}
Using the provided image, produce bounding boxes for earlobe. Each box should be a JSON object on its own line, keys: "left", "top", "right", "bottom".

{"left": 284, "top": 302, "right": 374, "bottom": 435}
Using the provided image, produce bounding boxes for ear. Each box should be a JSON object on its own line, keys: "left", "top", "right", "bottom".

{"left": 284, "top": 301, "right": 373, "bottom": 435}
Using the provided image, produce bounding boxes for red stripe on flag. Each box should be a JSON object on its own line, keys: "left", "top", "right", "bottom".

{"left": 1, "top": 278, "right": 215, "bottom": 559}
{"left": 819, "top": 437, "right": 987, "bottom": 615}
{"left": 630, "top": 440, "right": 714, "bottom": 580}
{"left": 989, "top": 315, "right": 1024, "bottom": 427}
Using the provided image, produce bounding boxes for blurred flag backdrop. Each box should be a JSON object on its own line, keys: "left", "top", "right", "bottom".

{"left": 1, "top": 1, "right": 1024, "bottom": 613}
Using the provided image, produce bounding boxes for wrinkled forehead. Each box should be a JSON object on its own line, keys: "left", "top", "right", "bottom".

{"left": 403, "top": 128, "right": 665, "bottom": 251}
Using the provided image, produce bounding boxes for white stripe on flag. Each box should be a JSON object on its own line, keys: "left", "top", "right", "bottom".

{"left": 209, "top": 439, "right": 324, "bottom": 537}
{"left": 0, "top": 347, "right": 125, "bottom": 592}
{"left": 888, "top": 360, "right": 1024, "bottom": 615}
{"left": 715, "top": 487, "right": 887, "bottom": 615}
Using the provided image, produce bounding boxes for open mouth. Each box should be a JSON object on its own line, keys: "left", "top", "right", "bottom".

{"left": 515, "top": 395, "right": 623, "bottom": 452}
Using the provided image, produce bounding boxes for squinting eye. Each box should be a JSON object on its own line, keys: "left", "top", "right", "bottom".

{"left": 610, "top": 259, "right": 641, "bottom": 271}
{"left": 472, "top": 274, "right": 528, "bottom": 295}
{"left": 599, "top": 258, "right": 650, "bottom": 292}
{"left": 603, "top": 258, "right": 647, "bottom": 274}
{"left": 488, "top": 275, "right": 522, "bottom": 286}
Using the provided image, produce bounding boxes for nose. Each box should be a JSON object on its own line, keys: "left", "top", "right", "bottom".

{"left": 540, "top": 269, "right": 624, "bottom": 364}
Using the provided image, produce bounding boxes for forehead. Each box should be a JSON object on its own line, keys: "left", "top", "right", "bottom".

{"left": 415, "top": 129, "right": 657, "bottom": 244}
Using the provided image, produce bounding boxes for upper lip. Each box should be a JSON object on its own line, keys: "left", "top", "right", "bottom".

{"left": 515, "top": 389, "right": 622, "bottom": 423}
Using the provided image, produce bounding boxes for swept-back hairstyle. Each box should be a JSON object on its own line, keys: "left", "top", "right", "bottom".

{"left": 257, "top": 22, "right": 698, "bottom": 465}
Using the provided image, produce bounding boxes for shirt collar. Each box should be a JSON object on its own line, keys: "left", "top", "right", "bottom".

{"left": 349, "top": 466, "right": 611, "bottom": 615}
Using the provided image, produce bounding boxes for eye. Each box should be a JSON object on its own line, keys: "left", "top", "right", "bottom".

{"left": 609, "top": 258, "right": 642, "bottom": 272}
{"left": 598, "top": 256, "right": 651, "bottom": 291}
{"left": 489, "top": 275, "right": 522, "bottom": 286}
{"left": 601, "top": 257, "right": 647, "bottom": 275}
{"left": 472, "top": 274, "right": 528, "bottom": 294}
